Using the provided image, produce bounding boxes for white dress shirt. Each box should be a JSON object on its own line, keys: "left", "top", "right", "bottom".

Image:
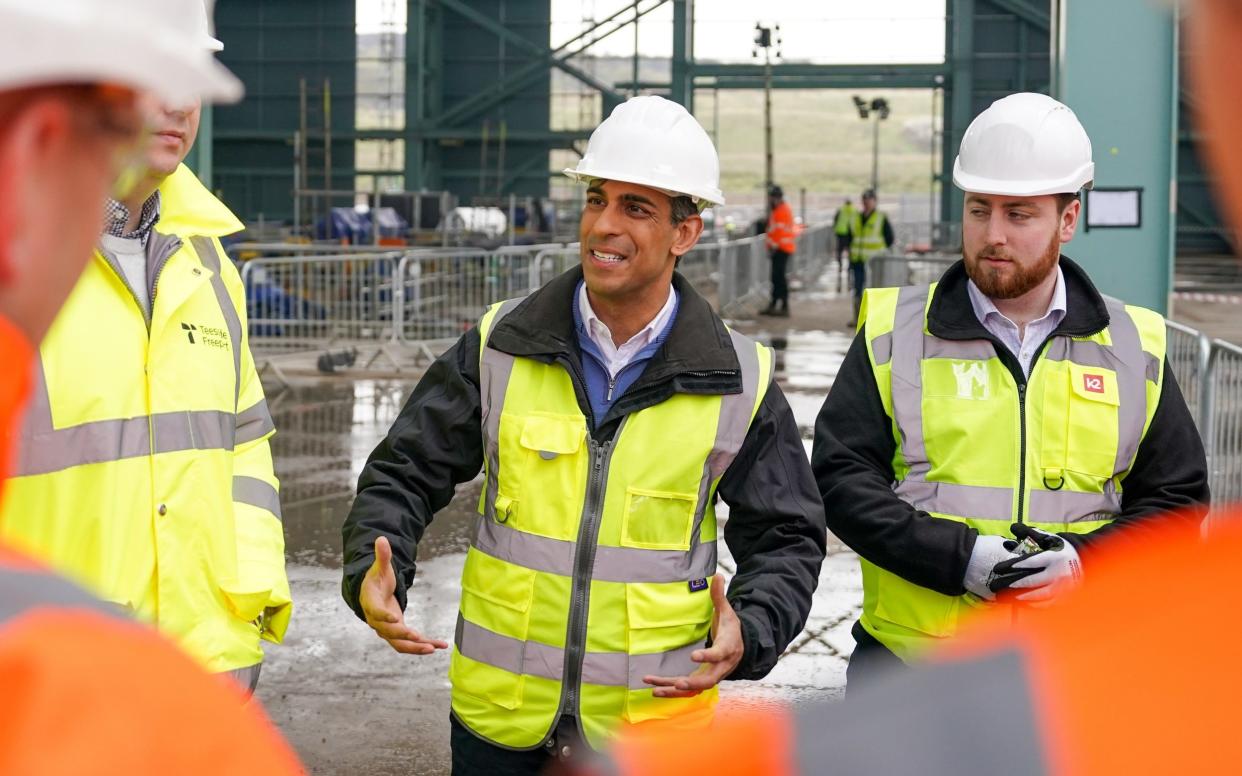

{"left": 577, "top": 283, "right": 678, "bottom": 379}
{"left": 966, "top": 266, "right": 1067, "bottom": 377}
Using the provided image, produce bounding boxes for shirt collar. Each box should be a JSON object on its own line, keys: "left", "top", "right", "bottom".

{"left": 967, "top": 264, "right": 1066, "bottom": 327}
{"left": 103, "top": 191, "right": 161, "bottom": 243}
{"left": 576, "top": 281, "right": 677, "bottom": 351}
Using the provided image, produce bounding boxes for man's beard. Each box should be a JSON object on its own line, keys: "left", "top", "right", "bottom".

{"left": 965, "top": 233, "right": 1061, "bottom": 300}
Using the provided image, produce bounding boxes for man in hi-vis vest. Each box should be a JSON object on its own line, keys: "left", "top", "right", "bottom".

{"left": 0, "top": 1, "right": 291, "bottom": 692}
{"left": 342, "top": 95, "right": 826, "bottom": 774}
{"left": 812, "top": 93, "right": 1208, "bottom": 689}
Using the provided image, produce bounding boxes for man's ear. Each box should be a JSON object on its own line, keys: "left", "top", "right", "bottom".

{"left": 670, "top": 213, "right": 705, "bottom": 259}
{"left": 1059, "top": 198, "right": 1082, "bottom": 244}
{"left": 0, "top": 99, "right": 72, "bottom": 284}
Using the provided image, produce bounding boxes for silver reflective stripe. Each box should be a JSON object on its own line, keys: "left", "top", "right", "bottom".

{"left": 14, "top": 409, "right": 236, "bottom": 477}
{"left": 191, "top": 236, "right": 242, "bottom": 411}
{"left": 0, "top": 564, "right": 116, "bottom": 625}
{"left": 235, "top": 399, "right": 276, "bottom": 445}
{"left": 455, "top": 615, "right": 701, "bottom": 691}
{"left": 479, "top": 298, "right": 523, "bottom": 524}
{"left": 1145, "top": 353, "right": 1161, "bottom": 384}
{"left": 893, "top": 479, "right": 1013, "bottom": 522}
{"left": 151, "top": 410, "right": 235, "bottom": 454}
{"left": 473, "top": 515, "right": 716, "bottom": 584}
{"left": 872, "top": 332, "right": 893, "bottom": 366}
{"left": 233, "top": 476, "right": 282, "bottom": 520}
{"left": 1101, "top": 299, "right": 1148, "bottom": 474}
{"left": 1043, "top": 337, "right": 1114, "bottom": 369}
{"left": 1027, "top": 488, "right": 1121, "bottom": 523}
{"left": 889, "top": 285, "right": 933, "bottom": 482}
{"left": 922, "top": 337, "right": 996, "bottom": 361}
{"left": 792, "top": 649, "right": 1048, "bottom": 776}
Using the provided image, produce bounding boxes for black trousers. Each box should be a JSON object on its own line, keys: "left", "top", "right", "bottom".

{"left": 844, "top": 620, "right": 907, "bottom": 696}
{"left": 835, "top": 234, "right": 850, "bottom": 264}
{"left": 770, "top": 248, "right": 790, "bottom": 308}
{"left": 450, "top": 713, "right": 585, "bottom": 776}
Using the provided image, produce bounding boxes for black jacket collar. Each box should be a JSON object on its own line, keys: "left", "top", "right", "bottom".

{"left": 486, "top": 265, "right": 744, "bottom": 414}
{"left": 927, "top": 256, "right": 1111, "bottom": 341}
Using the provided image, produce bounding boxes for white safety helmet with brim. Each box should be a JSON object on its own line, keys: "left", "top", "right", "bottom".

{"left": 0, "top": 0, "right": 242, "bottom": 105}
{"left": 953, "top": 92, "right": 1094, "bottom": 197}
{"left": 564, "top": 95, "right": 725, "bottom": 210}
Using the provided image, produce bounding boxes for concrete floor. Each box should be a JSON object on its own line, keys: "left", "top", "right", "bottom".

{"left": 254, "top": 278, "right": 862, "bottom": 775}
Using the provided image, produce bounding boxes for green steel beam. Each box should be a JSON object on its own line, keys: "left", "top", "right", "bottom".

{"left": 436, "top": 0, "right": 626, "bottom": 106}
{"left": 671, "top": 0, "right": 693, "bottom": 109}
{"left": 986, "top": 0, "right": 1049, "bottom": 30}
{"left": 694, "top": 75, "right": 943, "bottom": 90}
{"left": 690, "top": 63, "right": 948, "bottom": 79}
{"left": 432, "top": 0, "right": 667, "bottom": 130}
{"left": 943, "top": 0, "right": 975, "bottom": 224}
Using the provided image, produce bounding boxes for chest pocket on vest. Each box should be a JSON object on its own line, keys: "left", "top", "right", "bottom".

{"left": 622, "top": 489, "right": 697, "bottom": 551}
{"left": 505, "top": 413, "right": 587, "bottom": 541}
{"left": 1045, "top": 364, "right": 1121, "bottom": 481}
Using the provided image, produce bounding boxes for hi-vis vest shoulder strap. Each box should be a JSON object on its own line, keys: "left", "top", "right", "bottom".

{"left": 855, "top": 282, "right": 1164, "bottom": 660}
{"left": 452, "top": 297, "right": 771, "bottom": 750}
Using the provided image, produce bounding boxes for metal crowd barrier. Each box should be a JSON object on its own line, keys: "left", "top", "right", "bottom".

{"left": 864, "top": 252, "right": 1242, "bottom": 518}
{"left": 236, "top": 226, "right": 837, "bottom": 358}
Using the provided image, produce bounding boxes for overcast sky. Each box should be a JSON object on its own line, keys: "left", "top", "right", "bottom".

{"left": 357, "top": 1, "right": 946, "bottom": 64}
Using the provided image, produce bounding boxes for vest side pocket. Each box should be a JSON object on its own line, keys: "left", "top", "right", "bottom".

{"left": 453, "top": 550, "right": 537, "bottom": 710}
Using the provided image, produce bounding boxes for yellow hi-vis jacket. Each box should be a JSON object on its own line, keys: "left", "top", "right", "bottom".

{"left": 450, "top": 299, "right": 771, "bottom": 750}
{"left": 849, "top": 210, "right": 889, "bottom": 264}
{"left": 857, "top": 283, "right": 1165, "bottom": 660}
{"left": 0, "top": 164, "right": 291, "bottom": 673}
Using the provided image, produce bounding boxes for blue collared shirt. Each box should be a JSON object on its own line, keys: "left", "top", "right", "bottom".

{"left": 572, "top": 281, "right": 679, "bottom": 426}
{"left": 967, "top": 265, "right": 1067, "bottom": 377}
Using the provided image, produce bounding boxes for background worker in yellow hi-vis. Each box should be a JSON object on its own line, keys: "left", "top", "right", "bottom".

{"left": 812, "top": 93, "right": 1209, "bottom": 690}
{"left": 0, "top": 1, "right": 290, "bottom": 693}
{"left": 342, "top": 95, "right": 825, "bottom": 775}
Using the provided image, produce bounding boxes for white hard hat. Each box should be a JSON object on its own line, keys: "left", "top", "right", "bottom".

{"left": 953, "top": 92, "right": 1094, "bottom": 197}
{"left": 0, "top": 0, "right": 242, "bottom": 105}
{"left": 198, "top": 0, "right": 225, "bottom": 53}
{"left": 564, "top": 95, "right": 725, "bottom": 209}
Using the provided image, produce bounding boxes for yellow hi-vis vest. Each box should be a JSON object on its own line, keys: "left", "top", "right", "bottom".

{"left": 858, "top": 283, "right": 1165, "bottom": 661}
{"left": 0, "top": 164, "right": 291, "bottom": 673}
{"left": 450, "top": 299, "right": 772, "bottom": 750}
{"left": 850, "top": 210, "right": 888, "bottom": 264}
{"left": 834, "top": 203, "right": 857, "bottom": 237}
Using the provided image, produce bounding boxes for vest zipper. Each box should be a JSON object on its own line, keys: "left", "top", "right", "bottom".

{"left": 1016, "top": 381, "right": 1028, "bottom": 525}
{"left": 606, "top": 376, "right": 616, "bottom": 402}
{"left": 561, "top": 436, "right": 616, "bottom": 720}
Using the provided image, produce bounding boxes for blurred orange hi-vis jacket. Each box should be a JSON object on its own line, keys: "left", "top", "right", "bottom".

{"left": 0, "top": 314, "right": 304, "bottom": 776}
{"left": 766, "top": 201, "right": 796, "bottom": 253}
{"left": 593, "top": 512, "right": 1230, "bottom": 776}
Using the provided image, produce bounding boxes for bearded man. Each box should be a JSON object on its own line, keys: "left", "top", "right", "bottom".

{"left": 810, "top": 93, "right": 1209, "bottom": 690}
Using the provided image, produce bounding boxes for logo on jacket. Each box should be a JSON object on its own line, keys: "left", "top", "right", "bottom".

{"left": 951, "top": 361, "right": 990, "bottom": 400}
{"left": 1083, "top": 373, "right": 1105, "bottom": 394}
{"left": 181, "top": 321, "right": 230, "bottom": 350}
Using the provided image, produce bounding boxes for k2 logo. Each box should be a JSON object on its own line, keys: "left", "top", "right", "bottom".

{"left": 1083, "top": 373, "right": 1105, "bottom": 394}
{"left": 181, "top": 322, "right": 197, "bottom": 344}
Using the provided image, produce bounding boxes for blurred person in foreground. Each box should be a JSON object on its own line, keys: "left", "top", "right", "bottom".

{"left": 0, "top": 0, "right": 302, "bottom": 772}
{"left": 0, "top": 0, "right": 291, "bottom": 693}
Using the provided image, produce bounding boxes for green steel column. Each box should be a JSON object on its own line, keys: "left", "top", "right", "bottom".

{"left": 671, "top": 0, "right": 693, "bottom": 111}
{"left": 187, "top": 103, "right": 214, "bottom": 189}
{"left": 1054, "top": 0, "right": 1177, "bottom": 313}
{"left": 942, "top": 0, "right": 973, "bottom": 225}
{"left": 405, "top": 0, "right": 424, "bottom": 190}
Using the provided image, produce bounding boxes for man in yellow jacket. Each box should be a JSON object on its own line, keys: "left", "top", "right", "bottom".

{"left": 0, "top": 24, "right": 291, "bottom": 690}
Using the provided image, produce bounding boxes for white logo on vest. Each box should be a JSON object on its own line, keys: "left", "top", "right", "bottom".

{"left": 952, "top": 361, "right": 990, "bottom": 400}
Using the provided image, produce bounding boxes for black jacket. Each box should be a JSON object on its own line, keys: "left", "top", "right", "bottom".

{"left": 342, "top": 267, "right": 827, "bottom": 680}
{"left": 812, "top": 258, "right": 1209, "bottom": 597}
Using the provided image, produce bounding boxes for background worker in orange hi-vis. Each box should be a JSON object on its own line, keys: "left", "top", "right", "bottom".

{"left": 575, "top": 0, "right": 1242, "bottom": 772}
{"left": 0, "top": 0, "right": 302, "bottom": 773}
{"left": 761, "top": 184, "right": 797, "bottom": 316}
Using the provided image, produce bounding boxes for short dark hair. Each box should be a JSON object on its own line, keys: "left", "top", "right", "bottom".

{"left": 670, "top": 195, "right": 698, "bottom": 225}
{"left": 1055, "top": 192, "right": 1080, "bottom": 212}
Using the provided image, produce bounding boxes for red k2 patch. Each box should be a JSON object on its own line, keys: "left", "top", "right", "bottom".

{"left": 1082, "top": 373, "right": 1105, "bottom": 394}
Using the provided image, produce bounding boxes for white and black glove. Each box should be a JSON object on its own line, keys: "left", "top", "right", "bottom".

{"left": 989, "top": 525, "right": 1083, "bottom": 604}
{"left": 963, "top": 534, "right": 1022, "bottom": 600}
